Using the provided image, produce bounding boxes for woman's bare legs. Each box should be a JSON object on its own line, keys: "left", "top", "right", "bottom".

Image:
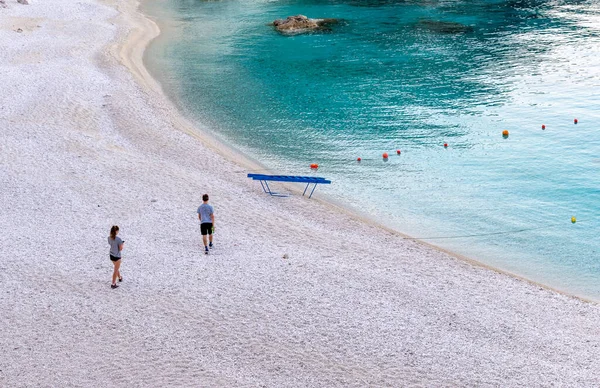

{"left": 112, "top": 260, "right": 121, "bottom": 285}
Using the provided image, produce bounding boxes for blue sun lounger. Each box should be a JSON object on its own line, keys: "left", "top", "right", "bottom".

{"left": 247, "top": 174, "right": 331, "bottom": 198}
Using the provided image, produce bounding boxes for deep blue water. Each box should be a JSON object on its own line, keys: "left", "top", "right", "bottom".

{"left": 144, "top": 0, "right": 600, "bottom": 300}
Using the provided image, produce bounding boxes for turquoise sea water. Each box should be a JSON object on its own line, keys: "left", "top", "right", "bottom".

{"left": 143, "top": 0, "right": 600, "bottom": 300}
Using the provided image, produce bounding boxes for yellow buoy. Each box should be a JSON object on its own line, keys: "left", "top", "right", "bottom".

{"left": 571, "top": 216, "right": 576, "bottom": 224}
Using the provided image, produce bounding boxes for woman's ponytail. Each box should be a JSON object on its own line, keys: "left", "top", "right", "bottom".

{"left": 110, "top": 225, "right": 119, "bottom": 240}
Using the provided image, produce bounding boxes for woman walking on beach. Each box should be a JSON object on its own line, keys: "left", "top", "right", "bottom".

{"left": 108, "top": 225, "right": 124, "bottom": 289}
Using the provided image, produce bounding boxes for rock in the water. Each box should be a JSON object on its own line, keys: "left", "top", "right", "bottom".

{"left": 272, "top": 15, "right": 338, "bottom": 34}
{"left": 0, "top": 0, "right": 7, "bottom": 8}
{"left": 273, "top": 15, "right": 318, "bottom": 31}
{"left": 17, "top": 0, "right": 29, "bottom": 4}
{"left": 418, "top": 20, "right": 473, "bottom": 34}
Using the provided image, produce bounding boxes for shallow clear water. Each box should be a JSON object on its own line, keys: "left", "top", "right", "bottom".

{"left": 144, "top": 0, "right": 600, "bottom": 300}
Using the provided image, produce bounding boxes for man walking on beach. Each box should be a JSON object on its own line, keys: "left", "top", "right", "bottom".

{"left": 197, "top": 193, "right": 215, "bottom": 255}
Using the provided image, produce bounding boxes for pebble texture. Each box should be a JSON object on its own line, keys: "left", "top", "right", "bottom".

{"left": 1, "top": 1, "right": 599, "bottom": 387}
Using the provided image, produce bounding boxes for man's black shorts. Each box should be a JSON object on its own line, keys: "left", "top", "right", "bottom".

{"left": 110, "top": 255, "right": 121, "bottom": 262}
{"left": 201, "top": 223, "right": 213, "bottom": 236}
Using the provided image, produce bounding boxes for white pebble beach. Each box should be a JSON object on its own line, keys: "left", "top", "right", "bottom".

{"left": 1, "top": 0, "right": 599, "bottom": 386}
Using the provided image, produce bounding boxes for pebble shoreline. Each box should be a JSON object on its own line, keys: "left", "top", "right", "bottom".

{"left": 1, "top": 0, "right": 599, "bottom": 386}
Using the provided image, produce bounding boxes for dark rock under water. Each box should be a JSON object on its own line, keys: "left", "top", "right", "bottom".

{"left": 417, "top": 19, "right": 474, "bottom": 34}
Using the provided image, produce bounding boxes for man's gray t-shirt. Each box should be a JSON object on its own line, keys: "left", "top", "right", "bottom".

{"left": 197, "top": 203, "right": 214, "bottom": 224}
{"left": 108, "top": 236, "right": 123, "bottom": 258}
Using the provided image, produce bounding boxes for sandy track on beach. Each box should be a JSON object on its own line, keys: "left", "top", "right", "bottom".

{"left": 1, "top": 0, "right": 599, "bottom": 386}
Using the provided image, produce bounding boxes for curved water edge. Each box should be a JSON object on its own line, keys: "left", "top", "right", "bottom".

{"left": 138, "top": 0, "right": 600, "bottom": 301}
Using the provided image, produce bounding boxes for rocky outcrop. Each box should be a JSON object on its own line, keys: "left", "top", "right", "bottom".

{"left": 272, "top": 15, "right": 338, "bottom": 34}
{"left": 17, "top": 0, "right": 29, "bottom": 4}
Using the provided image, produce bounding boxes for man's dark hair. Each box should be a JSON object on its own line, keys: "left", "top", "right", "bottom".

{"left": 202, "top": 194, "right": 209, "bottom": 202}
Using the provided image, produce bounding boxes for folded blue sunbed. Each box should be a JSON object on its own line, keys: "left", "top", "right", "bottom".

{"left": 247, "top": 174, "right": 331, "bottom": 198}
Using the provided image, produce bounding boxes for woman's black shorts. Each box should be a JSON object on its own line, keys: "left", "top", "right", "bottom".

{"left": 201, "top": 223, "right": 213, "bottom": 236}
{"left": 110, "top": 255, "right": 121, "bottom": 262}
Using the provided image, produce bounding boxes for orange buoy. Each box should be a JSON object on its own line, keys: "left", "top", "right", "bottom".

{"left": 382, "top": 152, "right": 389, "bottom": 159}
{"left": 443, "top": 143, "right": 448, "bottom": 148}
{"left": 357, "top": 157, "right": 361, "bottom": 162}
{"left": 396, "top": 150, "right": 401, "bottom": 155}
{"left": 574, "top": 118, "right": 578, "bottom": 124}
{"left": 542, "top": 124, "right": 546, "bottom": 130}
{"left": 310, "top": 163, "right": 319, "bottom": 169}
{"left": 502, "top": 130, "right": 509, "bottom": 137}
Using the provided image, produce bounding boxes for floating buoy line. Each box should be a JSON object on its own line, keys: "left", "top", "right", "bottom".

{"left": 400, "top": 219, "right": 584, "bottom": 241}
{"left": 242, "top": 118, "right": 581, "bottom": 173}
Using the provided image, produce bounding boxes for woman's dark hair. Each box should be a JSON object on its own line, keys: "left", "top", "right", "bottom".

{"left": 202, "top": 194, "right": 209, "bottom": 201}
{"left": 110, "top": 225, "right": 119, "bottom": 240}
